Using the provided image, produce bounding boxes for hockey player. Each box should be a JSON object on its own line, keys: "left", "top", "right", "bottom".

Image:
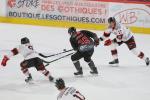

{"left": 68, "top": 27, "right": 99, "bottom": 75}
{"left": 55, "top": 78, "right": 85, "bottom": 100}
{"left": 100, "top": 17, "right": 150, "bottom": 66}
{"left": 1, "top": 37, "right": 54, "bottom": 83}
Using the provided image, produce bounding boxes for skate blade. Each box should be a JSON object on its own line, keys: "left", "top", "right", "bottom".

{"left": 90, "top": 73, "right": 99, "bottom": 76}
{"left": 25, "top": 80, "right": 34, "bottom": 84}
{"left": 74, "top": 74, "right": 83, "bottom": 78}
{"left": 49, "top": 79, "right": 55, "bottom": 83}
{"left": 109, "top": 63, "right": 119, "bottom": 67}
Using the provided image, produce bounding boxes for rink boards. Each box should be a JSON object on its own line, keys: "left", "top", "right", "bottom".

{"left": 0, "top": 0, "right": 149, "bottom": 34}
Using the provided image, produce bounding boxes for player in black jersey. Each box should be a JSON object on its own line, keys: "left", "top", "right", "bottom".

{"left": 68, "top": 27, "right": 99, "bottom": 75}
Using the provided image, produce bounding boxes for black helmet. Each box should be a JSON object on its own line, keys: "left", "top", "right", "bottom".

{"left": 68, "top": 27, "right": 76, "bottom": 35}
{"left": 55, "top": 78, "right": 65, "bottom": 90}
{"left": 108, "top": 17, "right": 116, "bottom": 23}
{"left": 21, "top": 37, "right": 30, "bottom": 44}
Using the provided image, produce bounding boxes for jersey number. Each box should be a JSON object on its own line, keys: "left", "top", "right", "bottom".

{"left": 73, "top": 91, "right": 85, "bottom": 100}
{"left": 78, "top": 36, "right": 90, "bottom": 45}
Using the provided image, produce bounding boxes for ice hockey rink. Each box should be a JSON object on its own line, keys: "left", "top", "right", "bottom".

{"left": 0, "top": 23, "right": 150, "bottom": 100}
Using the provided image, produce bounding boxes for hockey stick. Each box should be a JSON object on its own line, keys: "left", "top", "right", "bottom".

{"left": 39, "top": 49, "right": 73, "bottom": 58}
{"left": 42, "top": 52, "right": 74, "bottom": 67}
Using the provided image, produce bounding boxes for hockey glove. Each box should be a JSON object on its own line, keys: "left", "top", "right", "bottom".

{"left": 1, "top": 56, "right": 9, "bottom": 66}
{"left": 104, "top": 39, "right": 112, "bottom": 46}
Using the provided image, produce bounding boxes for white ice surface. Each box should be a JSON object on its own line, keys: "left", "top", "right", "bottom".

{"left": 0, "top": 23, "right": 150, "bottom": 100}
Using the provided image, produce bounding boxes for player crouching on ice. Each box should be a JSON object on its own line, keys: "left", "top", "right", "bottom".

{"left": 1, "top": 37, "right": 54, "bottom": 83}
{"left": 55, "top": 78, "right": 85, "bottom": 100}
{"left": 100, "top": 17, "right": 150, "bottom": 66}
{"left": 68, "top": 27, "right": 99, "bottom": 75}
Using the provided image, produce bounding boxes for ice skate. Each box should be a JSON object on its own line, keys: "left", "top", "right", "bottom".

{"left": 109, "top": 59, "right": 119, "bottom": 66}
{"left": 49, "top": 76, "right": 54, "bottom": 82}
{"left": 145, "top": 57, "right": 150, "bottom": 66}
{"left": 25, "top": 74, "right": 33, "bottom": 83}
{"left": 74, "top": 68, "right": 83, "bottom": 76}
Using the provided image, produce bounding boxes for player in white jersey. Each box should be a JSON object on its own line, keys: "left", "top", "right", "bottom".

{"left": 100, "top": 17, "right": 150, "bottom": 66}
{"left": 55, "top": 78, "right": 85, "bottom": 100}
{"left": 1, "top": 37, "right": 54, "bottom": 83}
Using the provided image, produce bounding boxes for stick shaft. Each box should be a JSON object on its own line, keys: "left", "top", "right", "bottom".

{"left": 39, "top": 49, "right": 73, "bottom": 58}
{"left": 42, "top": 52, "right": 74, "bottom": 66}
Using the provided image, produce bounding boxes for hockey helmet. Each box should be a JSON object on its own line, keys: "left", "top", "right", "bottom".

{"left": 21, "top": 37, "right": 30, "bottom": 44}
{"left": 55, "top": 78, "right": 65, "bottom": 90}
{"left": 68, "top": 27, "right": 76, "bottom": 35}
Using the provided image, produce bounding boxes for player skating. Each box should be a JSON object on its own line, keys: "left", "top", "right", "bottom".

{"left": 100, "top": 17, "right": 150, "bottom": 66}
{"left": 1, "top": 37, "right": 54, "bottom": 83}
{"left": 68, "top": 27, "right": 99, "bottom": 75}
{"left": 55, "top": 78, "right": 85, "bottom": 100}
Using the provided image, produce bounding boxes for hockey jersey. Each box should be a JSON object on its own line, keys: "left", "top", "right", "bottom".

{"left": 70, "top": 30, "right": 98, "bottom": 51}
{"left": 57, "top": 87, "right": 85, "bottom": 100}
{"left": 103, "top": 22, "right": 133, "bottom": 42}
{"left": 7, "top": 43, "right": 38, "bottom": 60}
